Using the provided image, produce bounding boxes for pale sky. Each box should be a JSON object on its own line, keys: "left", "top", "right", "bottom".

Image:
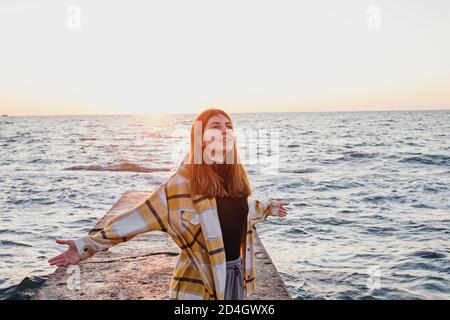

{"left": 0, "top": 0, "right": 449, "bottom": 116}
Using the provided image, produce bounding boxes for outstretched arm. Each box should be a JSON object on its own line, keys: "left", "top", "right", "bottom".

{"left": 248, "top": 197, "right": 289, "bottom": 227}
{"left": 48, "top": 183, "right": 169, "bottom": 267}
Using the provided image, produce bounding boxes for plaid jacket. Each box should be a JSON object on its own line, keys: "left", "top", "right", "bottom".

{"left": 74, "top": 154, "right": 281, "bottom": 300}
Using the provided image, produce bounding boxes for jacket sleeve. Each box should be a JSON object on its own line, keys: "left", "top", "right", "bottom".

{"left": 73, "top": 183, "right": 169, "bottom": 261}
{"left": 248, "top": 197, "right": 280, "bottom": 227}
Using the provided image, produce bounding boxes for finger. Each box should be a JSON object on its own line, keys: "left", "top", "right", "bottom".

{"left": 50, "top": 261, "right": 66, "bottom": 267}
{"left": 49, "top": 255, "right": 66, "bottom": 263}
{"left": 49, "top": 259, "right": 66, "bottom": 267}
{"left": 48, "top": 252, "right": 67, "bottom": 263}
{"left": 56, "top": 239, "right": 72, "bottom": 245}
{"left": 49, "top": 257, "right": 66, "bottom": 266}
{"left": 55, "top": 262, "right": 68, "bottom": 267}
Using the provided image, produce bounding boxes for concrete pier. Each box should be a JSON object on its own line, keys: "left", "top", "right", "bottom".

{"left": 33, "top": 191, "right": 292, "bottom": 300}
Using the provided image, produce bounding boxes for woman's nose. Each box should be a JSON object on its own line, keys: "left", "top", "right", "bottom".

{"left": 222, "top": 131, "right": 232, "bottom": 141}
{"left": 219, "top": 129, "right": 227, "bottom": 138}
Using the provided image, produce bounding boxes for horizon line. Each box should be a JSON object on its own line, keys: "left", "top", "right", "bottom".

{"left": 2, "top": 107, "right": 450, "bottom": 117}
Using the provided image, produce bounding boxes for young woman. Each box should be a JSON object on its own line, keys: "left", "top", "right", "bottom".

{"left": 48, "top": 108, "right": 288, "bottom": 300}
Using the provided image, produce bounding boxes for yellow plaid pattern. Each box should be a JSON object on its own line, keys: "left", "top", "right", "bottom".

{"left": 74, "top": 154, "right": 280, "bottom": 300}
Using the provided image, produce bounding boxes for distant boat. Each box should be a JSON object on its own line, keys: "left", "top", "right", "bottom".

{"left": 1, "top": 115, "right": 7, "bottom": 117}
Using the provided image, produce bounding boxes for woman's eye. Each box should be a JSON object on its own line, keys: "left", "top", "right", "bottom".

{"left": 208, "top": 124, "right": 232, "bottom": 130}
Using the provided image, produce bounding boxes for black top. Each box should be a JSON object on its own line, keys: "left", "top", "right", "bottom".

{"left": 212, "top": 163, "right": 248, "bottom": 261}
{"left": 216, "top": 195, "right": 248, "bottom": 261}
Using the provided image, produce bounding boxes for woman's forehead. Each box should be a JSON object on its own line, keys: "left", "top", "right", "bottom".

{"left": 205, "top": 114, "right": 231, "bottom": 126}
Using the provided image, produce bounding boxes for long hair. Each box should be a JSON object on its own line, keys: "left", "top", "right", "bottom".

{"left": 186, "top": 108, "right": 252, "bottom": 198}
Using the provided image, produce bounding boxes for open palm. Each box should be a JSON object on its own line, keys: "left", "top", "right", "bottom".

{"left": 275, "top": 200, "right": 289, "bottom": 217}
{"left": 48, "top": 240, "right": 81, "bottom": 267}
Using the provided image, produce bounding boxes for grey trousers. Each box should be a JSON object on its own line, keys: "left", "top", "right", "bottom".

{"left": 224, "top": 256, "right": 244, "bottom": 300}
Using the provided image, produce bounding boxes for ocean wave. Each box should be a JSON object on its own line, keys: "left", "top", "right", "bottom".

{"left": 340, "top": 151, "right": 378, "bottom": 159}
{"left": 414, "top": 281, "right": 449, "bottom": 293}
{"left": 399, "top": 154, "right": 450, "bottom": 166}
{"left": 63, "top": 162, "right": 173, "bottom": 173}
{"left": 363, "top": 226, "right": 398, "bottom": 235}
{"left": 322, "top": 181, "right": 364, "bottom": 190}
{"left": 361, "top": 194, "right": 407, "bottom": 204}
{"left": 408, "top": 251, "right": 446, "bottom": 259}
{"left": 281, "top": 168, "right": 318, "bottom": 174}
{"left": 411, "top": 203, "right": 437, "bottom": 209}
{"left": 318, "top": 152, "right": 378, "bottom": 163}
{"left": 144, "top": 132, "right": 174, "bottom": 138}
{"left": 312, "top": 217, "right": 353, "bottom": 226}
{"left": 0, "top": 240, "right": 33, "bottom": 248}
{"left": 5, "top": 197, "right": 55, "bottom": 205}
{"left": 0, "top": 229, "right": 35, "bottom": 236}
{"left": 394, "top": 261, "right": 446, "bottom": 273}
{"left": 409, "top": 225, "right": 449, "bottom": 233}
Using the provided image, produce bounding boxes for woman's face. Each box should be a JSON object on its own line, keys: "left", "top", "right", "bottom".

{"left": 203, "top": 114, "right": 235, "bottom": 164}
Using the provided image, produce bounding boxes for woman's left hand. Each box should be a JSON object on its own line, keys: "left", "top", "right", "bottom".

{"left": 274, "top": 200, "right": 289, "bottom": 217}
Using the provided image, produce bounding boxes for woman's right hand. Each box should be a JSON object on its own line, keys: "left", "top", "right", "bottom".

{"left": 48, "top": 239, "right": 81, "bottom": 267}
